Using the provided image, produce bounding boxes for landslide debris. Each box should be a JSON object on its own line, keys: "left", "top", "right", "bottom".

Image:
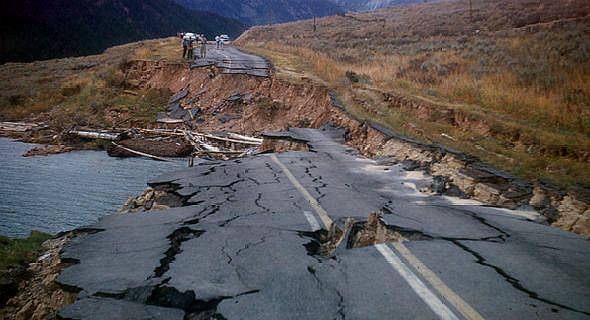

{"left": 119, "top": 183, "right": 198, "bottom": 213}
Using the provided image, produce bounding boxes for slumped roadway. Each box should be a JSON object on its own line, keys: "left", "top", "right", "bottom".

{"left": 57, "top": 128, "right": 590, "bottom": 319}
{"left": 272, "top": 152, "right": 482, "bottom": 320}
{"left": 190, "top": 45, "right": 269, "bottom": 77}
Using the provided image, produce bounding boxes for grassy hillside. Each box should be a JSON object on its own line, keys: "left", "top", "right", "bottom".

{"left": 0, "top": 0, "right": 245, "bottom": 63}
{"left": 237, "top": 0, "right": 590, "bottom": 188}
{"left": 0, "top": 38, "right": 183, "bottom": 130}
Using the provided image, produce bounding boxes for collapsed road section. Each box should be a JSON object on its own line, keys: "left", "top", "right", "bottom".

{"left": 55, "top": 127, "right": 590, "bottom": 319}
{"left": 190, "top": 45, "right": 270, "bottom": 77}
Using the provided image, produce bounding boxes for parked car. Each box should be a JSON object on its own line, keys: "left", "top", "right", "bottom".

{"left": 220, "top": 35, "right": 230, "bottom": 42}
{"left": 183, "top": 32, "right": 197, "bottom": 40}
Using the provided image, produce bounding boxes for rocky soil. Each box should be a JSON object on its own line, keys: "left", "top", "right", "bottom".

{"left": 0, "top": 235, "right": 77, "bottom": 320}
{"left": 22, "top": 145, "right": 75, "bottom": 157}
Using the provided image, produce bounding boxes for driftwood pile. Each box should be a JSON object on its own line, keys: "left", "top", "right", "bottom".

{"left": 142, "top": 128, "right": 262, "bottom": 163}
{"left": 67, "top": 127, "right": 262, "bottom": 163}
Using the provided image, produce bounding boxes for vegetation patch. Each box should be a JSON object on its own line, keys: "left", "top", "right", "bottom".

{"left": 0, "top": 38, "right": 181, "bottom": 131}
{"left": 0, "top": 231, "right": 52, "bottom": 307}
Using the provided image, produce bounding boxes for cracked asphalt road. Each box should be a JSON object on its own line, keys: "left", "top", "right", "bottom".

{"left": 57, "top": 127, "right": 590, "bottom": 319}
{"left": 190, "top": 45, "right": 269, "bottom": 77}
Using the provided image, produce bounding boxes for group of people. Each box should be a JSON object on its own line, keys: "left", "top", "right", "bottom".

{"left": 179, "top": 33, "right": 228, "bottom": 60}
{"left": 180, "top": 33, "right": 208, "bottom": 60}
{"left": 214, "top": 35, "right": 225, "bottom": 50}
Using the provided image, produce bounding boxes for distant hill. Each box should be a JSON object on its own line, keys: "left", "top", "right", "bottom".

{"left": 0, "top": 0, "right": 245, "bottom": 64}
{"left": 173, "top": 0, "right": 344, "bottom": 26}
{"left": 330, "top": 0, "right": 427, "bottom": 12}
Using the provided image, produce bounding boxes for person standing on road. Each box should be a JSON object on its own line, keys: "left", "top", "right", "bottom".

{"left": 182, "top": 35, "right": 189, "bottom": 59}
{"left": 200, "top": 35, "right": 208, "bottom": 58}
{"left": 215, "top": 36, "right": 221, "bottom": 50}
{"left": 187, "top": 36, "right": 194, "bottom": 60}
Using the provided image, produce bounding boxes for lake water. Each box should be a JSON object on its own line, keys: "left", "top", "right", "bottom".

{"left": 0, "top": 138, "right": 185, "bottom": 238}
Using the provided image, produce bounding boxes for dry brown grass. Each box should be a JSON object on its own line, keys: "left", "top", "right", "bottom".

{"left": 0, "top": 37, "right": 181, "bottom": 127}
{"left": 238, "top": 0, "right": 590, "bottom": 187}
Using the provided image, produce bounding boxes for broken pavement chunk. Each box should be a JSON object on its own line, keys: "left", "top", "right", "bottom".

{"left": 168, "top": 89, "right": 188, "bottom": 104}
{"left": 259, "top": 131, "right": 310, "bottom": 153}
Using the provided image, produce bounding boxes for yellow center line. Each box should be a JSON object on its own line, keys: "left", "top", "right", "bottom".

{"left": 393, "top": 242, "right": 486, "bottom": 320}
{"left": 270, "top": 153, "right": 485, "bottom": 320}
{"left": 270, "top": 154, "right": 334, "bottom": 228}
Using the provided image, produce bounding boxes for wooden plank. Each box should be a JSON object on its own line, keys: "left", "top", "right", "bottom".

{"left": 195, "top": 132, "right": 261, "bottom": 145}
{"left": 227, "top": 132, "right": 263, "bottom": 143}
{"left": 138, "top": 129, "right": 261, "bottom": 145}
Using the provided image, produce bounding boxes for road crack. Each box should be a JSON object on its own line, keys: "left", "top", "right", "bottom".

{"left": 452, "top": 240, "right": 590, "bottom": 316}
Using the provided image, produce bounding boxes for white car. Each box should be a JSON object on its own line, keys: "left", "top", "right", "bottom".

{"left": 183, "top": 33, "right": 198, "bottom": 43}
{"left": 220, "top": 35, "right": 230, "bottom": 42}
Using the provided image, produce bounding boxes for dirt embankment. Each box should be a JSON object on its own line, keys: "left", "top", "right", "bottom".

{"left": 120, "top": 59, "right": 337, "bottom": 135}
{"left": 0, "top": 232, "right": 82, "bottom": 320}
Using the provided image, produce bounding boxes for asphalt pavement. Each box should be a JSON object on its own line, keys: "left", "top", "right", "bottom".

{"left": 56, "top": 127, "right": 590, "bottom": 319}
{"left": 190, "top": 44, "right": 269, "bottom": 77}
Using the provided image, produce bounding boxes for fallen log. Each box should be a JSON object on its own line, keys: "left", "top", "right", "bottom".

{"left": 227, "top": 133, "right": 263, "bottom": 144}
{"left": 194, "top": 132, "right": 261, "bottom": 146}
{"left": 137, "top": 128, "right": 185, "bottom": 136}
{"left": 108, "top": 139, "right": 193, "bottom": 157}
{"left": 156, "top": 118, "right": 185, "bottom": 124}
{"left": 111, "top": 142, "right": 172, "bottom": 162}
{"left": 68, "top": 130, "right": 121, "bottom": 141}
{"left": 184, "top": 130, "right": 221, "bottom": 152}
{"left": 182, "top": 130, "right": 203, "bottom": 150}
